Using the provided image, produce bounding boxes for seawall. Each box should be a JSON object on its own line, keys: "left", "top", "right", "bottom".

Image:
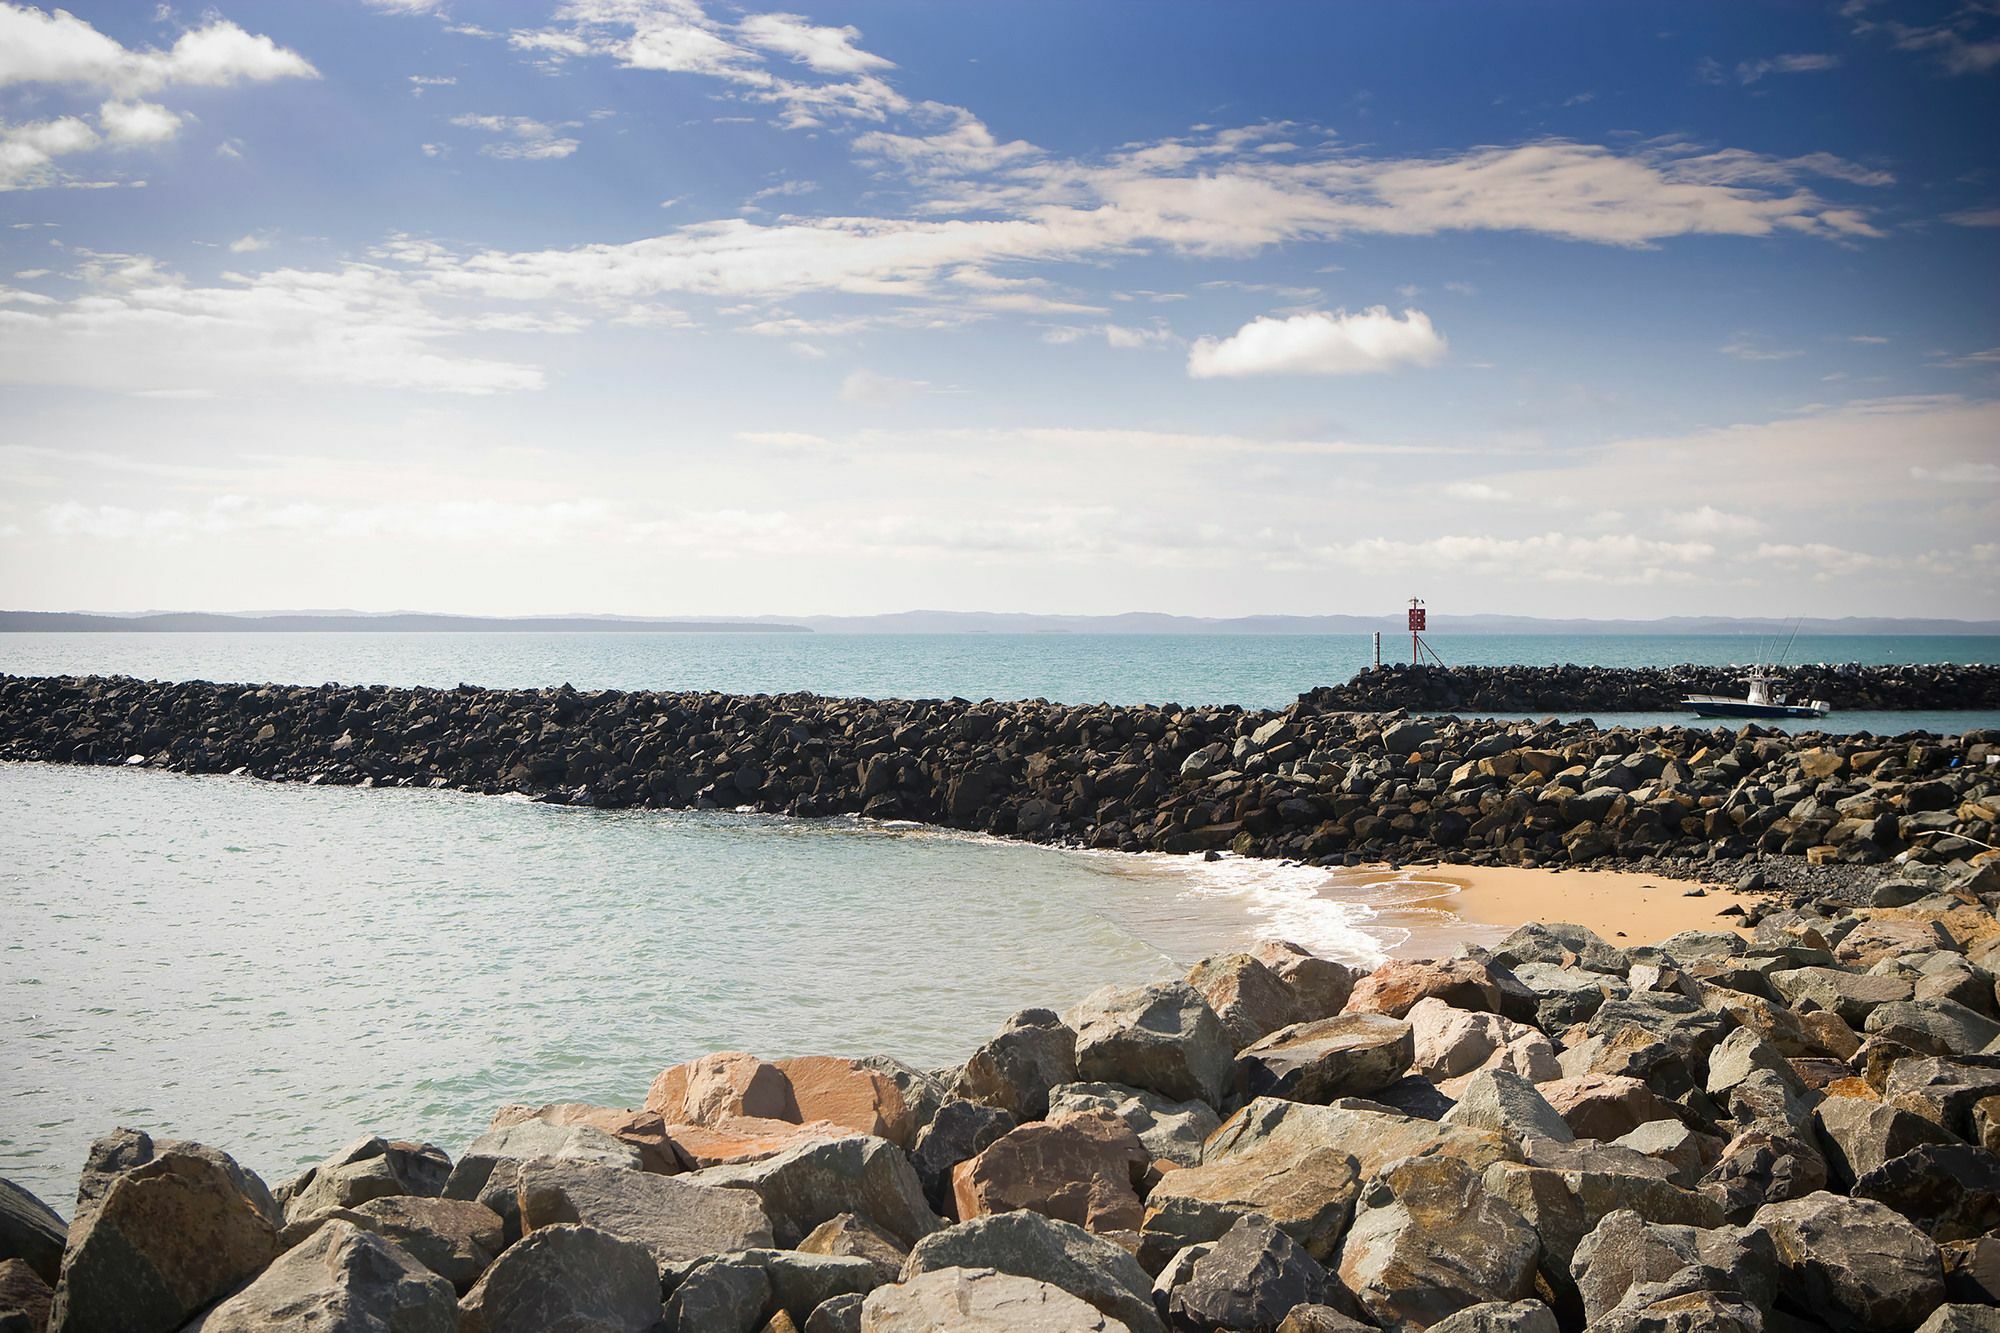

{"left": 1306, "top": 661, "right": 2000, "bottom": 713}
{"left": 1, "top": 671, "right": 1994, "bottom": 876}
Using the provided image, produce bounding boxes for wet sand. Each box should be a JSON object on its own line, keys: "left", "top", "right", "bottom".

{"left": 1389, "top": 862, "right": 1755, "bottom": 953}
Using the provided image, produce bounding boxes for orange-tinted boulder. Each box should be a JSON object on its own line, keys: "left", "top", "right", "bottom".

{"left": 646, "top": 1052, "right": 798, "bottom": 1126}
{"left": 1344, "top": 958, "right": 1538, "bottom": 1023}
{"left": 662, "top": 1116, "right": 853, "bottom": 1170}
{"left": 774, "top": 1056, "right": 919, "bottom": 1149}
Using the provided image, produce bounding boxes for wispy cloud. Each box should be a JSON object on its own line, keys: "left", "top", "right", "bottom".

{"left": 1188, "top": 308, "right": 1446, "bottom": 378}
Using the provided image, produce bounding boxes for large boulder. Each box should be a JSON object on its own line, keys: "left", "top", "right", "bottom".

{"left": 909, "top": 1101, "right": 1016, "bottom": 1215}
{"left": 1236, "top": 1015, "right": 1414, "bottom": 1104}
{"left": 951, "top": 1111, "right": 1148, "bottom": 1237}
{"left": 1866, "top": 1000, "right": 2000, "bottom": 1058}
{"left": 902, "top": 1212, "right": 1162, "bottom": 1333}
{"left": 1186, "top": 953, "right": 1303, "bottom": 1050}
{"left": 1700, "top": 1127, "right": 1829, "bottom": 1224}
{"left": 1335, "top": 1155, "right": 1541, "bottom": 1333}
{"left": 1440, "top": 1070, "right": 1573, "bottom": 1145}
{"left": 276, "top": 1136, "right": 452, "bottom": 1223}
{"left": 1813, "top": 1095, "right": 1963, "bottom": 1186}
{"left": 859, "top": 1265, "right": 1128, "bottom": 1330}
{"left": 665, "top": 1116, "right": 854, "bottom": 1171}
{"left": 777, "top": 1057, "right": 930, "bottom": 1150}
{"left": 0, "top": 1259, "right": 52, "bottom": 1333}
{"left": 956, "top": 1010, "right": 1079, "bottom": 1123}
{"left": 185, "top": 1219, "right": 456, "bottom": 1332}
{"left": 282, "top": 1195, "right": 504, "bottom": 1295}
{"left": 66, "top": 1128, "right": 278, "bottom": 1239}
{"left": 487, "top": 1102, "right": 681, "bottom": 1174}
{"left": 1569, "top": 1208, "right": 1776, "bottom": 1326}
{"left": 648, "top": 1052, "right": 799, "bottom": 1125}
{"left": 664, "top": 1249, "right": 881, "bottom": 1332}
{"left": 1538, "top": 1075, "right": 1679, "bottom": 1140}
{"left": 0, "top": 1181, "right": 66, "bottom": 1285}
{"left": 1426, "top": 1302, "right": 1559, "bottom": 1333}
{"left": 1754, "top": 1191, "right": 1947, "bottom": 1332}
{"left": 1143, "top": 1098, "right": 1517, "bottom": 1267}
{"left": 801, "top": 1213, "right": 909, "bottom": 1285}
{"left": 457, "top": 1223, "right": 660, "bottom": 1333}
{"left": 1770, "top": 968, "right": 1912, "bottom": 1026}
{"left": 442, "top": 1120, "right": 643, "bottom": 1244}
{"left": 516, "top": 1157, "right": 775, "bottom": 1268}
{"left": 1252, "top": 942, "right": 1360, "bottom": 1022}
{"left": 1850, "top": 1143, "right": 2000, "bottom": 1242}
{"left": 695, "top": 1134, "right": 941, "bottom": 1248}
{"left": 1156, "top": 1216, "right": 1333, "bottom": 1332}
{"left": 1488, "top": 922, "right": 1629, "bottom": 977}
{"left": 1404, "top": 998, "right": 1558, "bottom": 1094}
{"left": 1067, "top": 983, "right": 1234, "bottom": 1108}
{"left": 1047, "top": 1084, "right": 1220, "bottom": 1170}
{"left": 49, "top": 1145, "right": 279, "bottom": 1333}
{"left": 1344, "top": 958, "right": 1538, "bottom": 1024}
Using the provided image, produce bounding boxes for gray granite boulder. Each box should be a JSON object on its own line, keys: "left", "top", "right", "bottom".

{"left": 1426, "top": 1301, "right": 1559, "bottom": 1333}
{"left": 1156, "top": 1215, "right": 1332, "bottom": 1332}
{"left": 186, "top": 1218, "right": 455, "bottom": 1332}
{"left": 279, "top": 1195, "right": 503, "bottom": 1294}
{"left": 1236, "top": 1014, "right": 1414, "bottom": 1104}
{"left": 1336, "top": 1155, "right": 1540, "bottom": 1332}
{"left": 956, "top": 1010, "right": 1078, "bottom": 1122}
{"left": 517, "top": 1157, "right": 774, "bottom": 1268}
{"left": 904, "top": 1212, "right": 1159, "bottom": 1333}
{"left": 1850, "top": 1142, "right": 2000, "bottom": 1242}
{"left": 1067, "top": 982, "right": 1234, "bottom": 1108}
{"left": 695, "top": 1134, "right": 941, "bottom": 1248}
{"left": 909, "top": 1100, "right": 1015, "bottom": 1214}
{"left": 1754, "top": 1191, "right": 1946, "bottom": 1332}
{"left": 49, "top": 1145, "right": 279, "bottom": 1333}
{"left": 1186, "top": 952, "right": 1303, "bottom": 1050}
{"left": 1441, "top": 1069, "right": 1573, "bottom": 1145}
{"left": 457, "top": 1223, "right": 660, "bottom": 1333}
{"left": 0, "top": 1181, "right": 65, "bottom": 1285}
{"left": 276, "top": 1136, "right": 451, "bottom": 1223}
{"left": 859, "top": 1265, "right": 1128, "bottom": 1330}
{"left": 1047, "top": 1083, "right": 1220, "bottom": 1169}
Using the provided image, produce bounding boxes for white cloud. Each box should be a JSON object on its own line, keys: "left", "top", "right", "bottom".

{"left": 736, "top": 13, "right": 891, "bottom": 75}
{"left": 1187, "top": 307, "right": 1446, "bottom": 378}
{"left": 1736, "top": 53, "right": 1841, "bottom": 83}
{"left": 0, "top": 254, "right": 545, "bottom": 395}
{"left": 408, "top": 74, "right": 457, "bottom": 95}
{"left": 0, "top": 6, "right": 318, "bottom": 95}
{"left": 1444, "top": 481, "right": 1513, "bottom": 502}
{"left": 1664, "top": 504, "right": 1763, "bottom": 537}
{"left": 449, "top": 114, "right": 579, "bottom": 160}
{"left": 1880, "top": 18, "right": 2000, "bottom": 76}
{"left": 228, "top": 233, "right": 271, "bottom": 253}
{"left": 1042, "top": 322, "right": 1174, "bottom": 349}
{"left": 1944, "top": 207, "right": 2000, "bottom": 227}
{"left": 1911, "top": 462, "right": 2000, "bottom": 484}
{"left": 839, "top": 368, "right": 925, "bottom": 402}
{"left": 98, "top": 99, "right": 181, "bottom": 145}
{"left": 0, "top": 115, "right": 98, "bottom": 190}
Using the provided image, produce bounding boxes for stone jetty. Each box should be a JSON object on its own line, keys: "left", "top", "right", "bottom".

{"left": 1306, "top": 663, "right": 2000, "bottom": 715}
{"left": 6, "top": 860, "right": 2000, "bottom": 1331}
{"left": 0, "top": 672, "right": 1994, "bottom": 877}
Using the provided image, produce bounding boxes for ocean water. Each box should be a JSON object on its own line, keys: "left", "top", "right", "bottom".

{"left": 0, "top": 762, "right": 1470, "bottom": 1206}
{"left": 3, "top": 630, "right": 1998, "bottom": 718}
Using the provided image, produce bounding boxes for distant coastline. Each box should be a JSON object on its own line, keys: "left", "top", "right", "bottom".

{"left": 5, "top": 609, "right": 1999, "bottom": 636}
{"left": 0, "top": 612, "right": 810, "bottom": 634}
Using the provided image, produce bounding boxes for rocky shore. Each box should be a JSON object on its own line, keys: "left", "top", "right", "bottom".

{"left": 5, "top": 856, "right": 2000, "bottom": 1331}
{"left": 1305, "top": 663, "right": 2000, "bottom": 714}
{"left": 0, "top": 673, "right": 1994, "bottom": 885}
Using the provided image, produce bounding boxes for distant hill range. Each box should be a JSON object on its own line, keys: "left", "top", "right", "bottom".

{"left": 0, "top": 612, "right": 809, "bottom": 634}
{"left": 5, "top": 609, "right": 1998, "bottom": 636}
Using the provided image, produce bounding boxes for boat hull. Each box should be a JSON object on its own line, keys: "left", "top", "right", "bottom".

{"left": 1681, "top": 696, "right": 1830, "bottom": 720}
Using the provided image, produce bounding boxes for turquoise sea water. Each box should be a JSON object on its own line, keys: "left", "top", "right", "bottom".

{"left": 3, "top": 630, "right": 1997, "bottom": 715}
{"left": 0, "top": 763, "right": 1465, "bottom": 1206}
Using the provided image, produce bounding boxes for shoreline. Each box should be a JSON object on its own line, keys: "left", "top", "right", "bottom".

{"left": 1417, "top": 862, "right": 1754, "bottom": 947}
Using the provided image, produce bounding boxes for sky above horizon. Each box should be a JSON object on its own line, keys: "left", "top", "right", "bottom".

{"left": 1, "top": 1, "right": 1997, "bottom": 621}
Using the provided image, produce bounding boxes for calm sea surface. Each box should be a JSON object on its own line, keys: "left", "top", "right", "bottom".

{"left": 4, "top": 630, "right": 1995, "bottom": 1206}
{"left": 1, "top": 763, "right": 1470, "bottom": 1206}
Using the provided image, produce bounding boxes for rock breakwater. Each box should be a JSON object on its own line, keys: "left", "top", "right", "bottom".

{"left": 1, "top": 673, "right": 1995, "bottom": 876}
{"left": 1305, "top": 662, "right": 2000, "bottom": 714}
{"left": 7, "top": 866, "right": 2000, "bottom": 1331}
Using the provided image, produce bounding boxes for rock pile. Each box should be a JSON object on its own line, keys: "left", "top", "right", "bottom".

{"left": 7, "top": 866, "right": 2000, "bottom": 1331}
{"left": 1306, "top": 662, "right": 2000, "bottom": 714}
{"left": 1, "top": 675, "right": 1995, "bottom": 877}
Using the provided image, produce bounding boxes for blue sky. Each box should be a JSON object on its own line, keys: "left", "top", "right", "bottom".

{"left": 1, "top": 0, "right": 1996, "bottom": 619}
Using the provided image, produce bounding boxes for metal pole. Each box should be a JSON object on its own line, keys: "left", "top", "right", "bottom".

{"left": 1373, "top": 631, "right": 1381, "bottom": 669}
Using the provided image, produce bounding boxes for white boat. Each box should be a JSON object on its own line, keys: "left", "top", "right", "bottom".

{"left": 1682, "top": 673, "right": 1830, "bottom": 720}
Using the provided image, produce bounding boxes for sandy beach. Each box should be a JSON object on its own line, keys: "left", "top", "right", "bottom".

{"left": 1423, "top": 862, "right": 1756, "bottom": 947}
